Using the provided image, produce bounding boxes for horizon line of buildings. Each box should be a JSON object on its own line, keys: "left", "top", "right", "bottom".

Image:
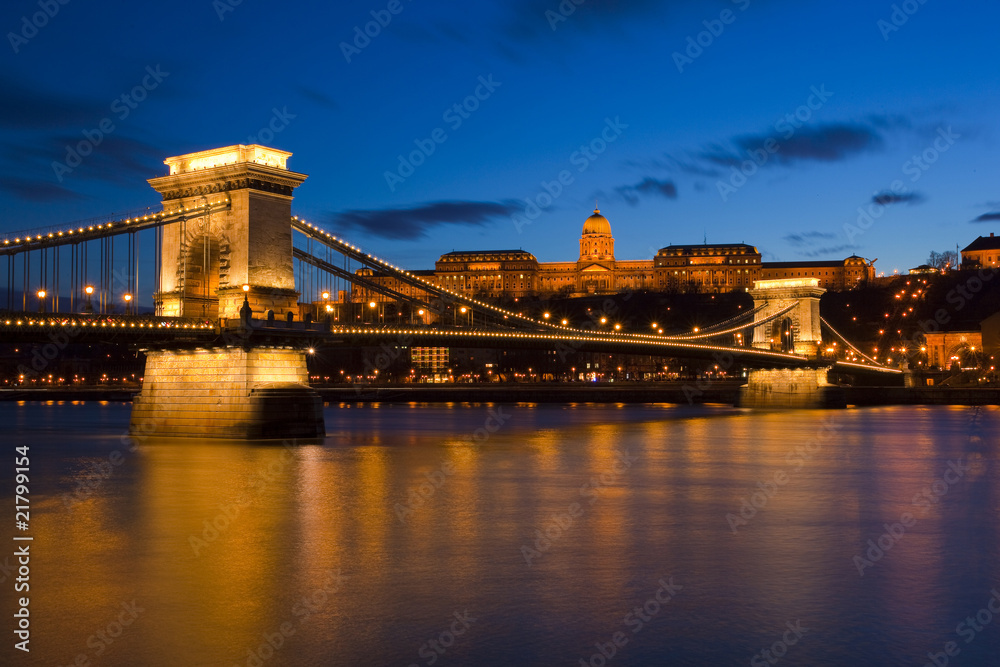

{"left": 345, "top": 208, "right": 877, "bottom": 303}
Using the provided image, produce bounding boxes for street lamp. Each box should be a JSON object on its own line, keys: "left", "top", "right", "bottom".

{"left": 84, "top": 285, "right": 94, "bottom": 314}
{"left": 123, "top": 293, "right": 133, "bottom": 315}
{"left": 36, "top": 289, "right": 46, "bottom": 313}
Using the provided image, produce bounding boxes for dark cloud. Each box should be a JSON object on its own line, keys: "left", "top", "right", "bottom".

{"left": 866, "top": 113, "right": 913, "bottom": 130}
{"left": 972, "top": 212, "right": 1000, "bottom": 223}
{"left": 784, "top": 231, "right": 836, "bottom": 247}
{"left": 329, "top": 200, "right": 520, "bottom": 240}
{"left": 298, "top": 86, "right": 339, "bottom": 111}
{"left": 624, "top": 154, "right": 722, "bottom": 178}
{"left": 504, "top": 0, "right": 664, "bottom": 41}
{"left": 0, "top": 133, "right": 166, "bottom": 201}
{"left": 0, "top": 176, "right": 83, "bottom": 203}
{"left": 0, "top": 76, "right": 105, "bottom": 130}
{"left": 800, "top": 244, "right": 857, "bottom": 258}
{"left": 703, "top": 123, "right": 884, "bottom": 167}
{"left": 872, "top": 191, "right": 924, "bottom": 206}
{"left": 614, "top": 177, "right": 677, "bottom": 205}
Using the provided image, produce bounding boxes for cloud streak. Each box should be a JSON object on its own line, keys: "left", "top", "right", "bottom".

{"left": 800, "top": 244, "right": 857, "bottom": 258}
{"left": 784, "top": 231, "right": 836, "bottom": 247}
{"left": 328, "top": 200, "right": 520, "bottom": 240}
{"left": 702, "top": 123, "right": 884, "bottom": 167}
{"left": 872, "top": 191, "right": 923, "bottom": 206}
{"left": 615, "top": 177, "right": 678, "bottom": 205}
{"left": 972, "top": 212, "right": 1000, "bottom": 223}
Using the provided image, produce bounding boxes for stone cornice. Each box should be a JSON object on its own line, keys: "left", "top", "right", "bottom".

{"left": 148, "top": 163, "right": 308, "bottom": 201}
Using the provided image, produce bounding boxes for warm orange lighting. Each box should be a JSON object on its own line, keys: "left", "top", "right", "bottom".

{"left": 543, "top": 312, "right": 550, "bottom": 319}
{"left": 321, "top": 291, "right": 330, "bottom": 300}
{"left": 36, "top": 290, "right": 46, "bottom": 299}
{"left": 123, "top": 294, "right": 132, "bottom": 302}
{"left": 85, "top": 285, "right": 94, "bottom": 295}
{"left": 242, "top": 284, "right": 250, "bottom": 292}
{"left": 369, "top": 301, "right": 377, "bottom": 308}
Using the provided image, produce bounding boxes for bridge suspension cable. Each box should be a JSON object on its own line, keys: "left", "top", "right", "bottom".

{"left": 659, "top": 302, "right": 798, "bottom": 342}
{"left": 820, "top": 316, "right": 885, "bottom": 368}
{"left": 678, "top": 302, "right": 769, "bottom": 336}
{"left": 291, "top": 217, "right": 566, "bottom": 332}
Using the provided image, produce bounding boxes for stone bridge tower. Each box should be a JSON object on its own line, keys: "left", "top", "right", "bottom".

{"left": 748, "top": 278, "right": 825, "bottom": 356}
{"left": 739, "top": 278, "right": 845, "bottom": 409}
{"left": 130, "top": 145, "right": 324, "bottom": 439}
{"left": 148, "top": 145, "right": 307, "bottom": 320}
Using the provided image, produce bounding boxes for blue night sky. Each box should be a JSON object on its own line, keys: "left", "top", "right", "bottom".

{"left": 2, "top": 0, "right": 999, "bottom": 276}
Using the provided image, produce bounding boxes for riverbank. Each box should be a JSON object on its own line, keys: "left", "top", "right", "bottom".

{"left": 3, "top": 383, "right": 997, "bottom": 406}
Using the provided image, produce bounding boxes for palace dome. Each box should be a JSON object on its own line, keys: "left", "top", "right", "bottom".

{"left": 582, "top": 209, "right": 612, "bottom": 236}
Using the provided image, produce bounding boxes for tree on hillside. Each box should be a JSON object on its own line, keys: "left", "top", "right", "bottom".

{"left": 927, "top": 250, "right": 958, "bottom": 269}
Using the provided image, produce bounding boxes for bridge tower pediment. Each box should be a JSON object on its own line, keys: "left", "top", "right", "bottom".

{"left": 148, "top": 144, "right": 307, "bottom": 320}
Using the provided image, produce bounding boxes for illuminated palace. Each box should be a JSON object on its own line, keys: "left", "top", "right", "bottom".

{"left": 349, "top": 209, "right": 875, "bottom": 303}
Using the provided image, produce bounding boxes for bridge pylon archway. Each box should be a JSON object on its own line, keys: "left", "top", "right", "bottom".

{"left": 748, "top": 278, "right": 826, "bottom": 357}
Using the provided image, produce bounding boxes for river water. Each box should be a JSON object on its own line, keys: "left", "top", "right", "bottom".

{"left": 3, "top": 401, "right": 999, "bottom": 666}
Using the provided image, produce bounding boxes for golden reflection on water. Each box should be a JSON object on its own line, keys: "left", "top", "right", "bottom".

{"left": 21, "top": 404, "right": 1000, "bottom": 666}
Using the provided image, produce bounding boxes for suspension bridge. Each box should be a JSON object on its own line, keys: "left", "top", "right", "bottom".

{"left": 0, "top": 145, "right": 900, "bottom": 437}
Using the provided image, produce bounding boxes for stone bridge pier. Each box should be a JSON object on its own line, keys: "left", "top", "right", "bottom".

{"left": 130, "top": 145, "right": 325, "bottom": 439}
{"left": 737, "top": 278, "right": 845, "bottom": 409}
